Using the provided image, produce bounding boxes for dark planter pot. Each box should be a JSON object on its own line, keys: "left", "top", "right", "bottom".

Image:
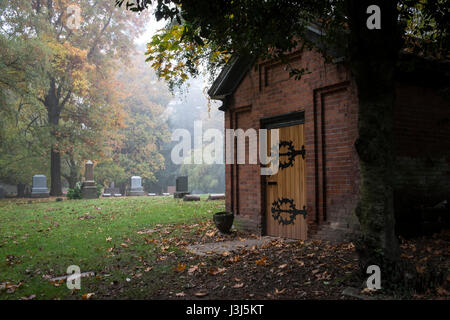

{"left": 213, "top": 211, "right": 234, "bottom": 234}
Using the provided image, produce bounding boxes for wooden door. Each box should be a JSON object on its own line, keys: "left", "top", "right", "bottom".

{"left": 266, "top": 123, "right": 307, "bottom": 239}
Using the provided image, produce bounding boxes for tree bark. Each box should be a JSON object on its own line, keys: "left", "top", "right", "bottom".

{"left": 346, "top": 0, "right": 402, "bottom": 271}
{"left": 17, "top": 183, "right": 25, "bottom": 198}
{"left": 45, "top": 78, "right": 63, "bottom": 196}
{"left": 50, "top": 147, "right": 62, "bottom": 196}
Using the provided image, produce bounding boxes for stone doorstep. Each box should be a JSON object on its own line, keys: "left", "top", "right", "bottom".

{"left": 186, "top": 236, "right": 297, "bottom": 256}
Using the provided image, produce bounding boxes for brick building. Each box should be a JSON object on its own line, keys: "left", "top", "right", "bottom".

{"left": 208, "top": 29, "right": 450, "bottom": 241}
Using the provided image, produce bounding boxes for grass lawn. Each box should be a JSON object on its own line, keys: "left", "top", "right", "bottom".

{"left": 0, "top": 196, "right": 222, "bottom": 300}
{"left": 1, "top": 196, "right": 448, "bottom": 300}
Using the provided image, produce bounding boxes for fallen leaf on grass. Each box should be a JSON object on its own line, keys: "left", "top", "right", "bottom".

{"left": 228, "top": 255, "right": 241, "bottom": 263}
{"left": 256, "top": 257, "right": 272, "bottom": 266}
{"left": 106, "top": 237, "right": 112, "bottom": 242}
{"left": 175, "top": 292, "right": 185, "bottom": 297}
{"left": 82, "top": 293, "right": 95, "bottom": 300}
{"left": 144, "top": 267, "right": 153, "bottom": 272}
{"left": 188, "top": 265, "right": 200, "bottom": 274}
{"left": 221, "top": 251, "right": 231, "bottom": 257}
{"left": 274, "top": 288, "right": 286, "bottom": 295}
{"left": 174, "top": 264, "right": 187, "bottom": 272}
{"left": 209, "top": 267, "right": 226, "bottom": 275}
{"left": 51, "top": 280, "right": 64, "bottom": 287}
{"left": 194, "top": 291, "right": 208, "bottom": 297}
{"left": 233, "top": 283, "right": 244, "bottom": 288}
{"left": 279, "top": 264, "right": 288, "bottom": 269}
{"left": 20, "top": 294, "right": 36, "bottom": 300}
{"left": 0, "top": 282, "right": 22, "bottom": 293}
{"left": 361, "top": 288, "right": 376, "bottom": 294}
{"left": 295, "top": 260, "right": 305, "bottom": 267}
{"left": 144, "top": 237, "right": 159, "bottom": 244}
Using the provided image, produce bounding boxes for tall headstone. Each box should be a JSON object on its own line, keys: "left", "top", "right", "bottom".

{"left": 174, "top": 176, "right": 190, "bottom": 199}
{"left": 31, "top": 174, "right": 49, "bottom": 198}
{"left": 128, "top": 176, "right": 145, "bottom": 196}
{"left": 81, "top": 160, "right": 97, "bottom": 199}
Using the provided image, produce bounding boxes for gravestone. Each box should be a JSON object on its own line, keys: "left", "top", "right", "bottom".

{"left": 103, "top": 182, "right": 120, "bottom": 197}
{"left": 128, "top": 176, "right": 145, "bottom": 196}
{"left": 174, "top": 176, "right": 190, "bottom": 199}
{"left": 0, "top": 187, "right": 6, "bottom": 199}
{"left": 31, "top": 175, "right": 49, "bottom": 198}
{"left": 81, "top": 160, "right": 97, "bottom": 199}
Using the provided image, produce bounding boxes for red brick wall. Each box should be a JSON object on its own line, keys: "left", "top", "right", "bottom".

{"left": 223, "top": 49, "right": 449, "bottom": 240}
{"left": 224, "top": 49, "right": 360, "bottom": 238}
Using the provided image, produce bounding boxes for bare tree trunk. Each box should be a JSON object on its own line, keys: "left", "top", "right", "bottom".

{"left": 346, "top": 0, "right": 402, "bottom": 271}
{"left": 45, "top": 78, "right": 63, "bottom": 196}
{"left": 17, "top": 183, "right": 25, "bottom": 198}
{"left": 50, "top": 147, "right": 62, "bottom": 196}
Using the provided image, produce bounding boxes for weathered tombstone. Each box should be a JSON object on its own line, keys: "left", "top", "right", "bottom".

{"left": 81, "top": 160, "right": 98, "bottom": 199}
{"left": 148, "top": 193, "right": 156, "bottom": 196}
{"left": 31, "top": 175, "right": 50, "bottom": 198}
{"left": 174, "top": 176, "right": 190, "bottom": 199}
{"left": 128, "top": 176, "right": 145, "bottom": 196}
{"left": 208, "top": 193, "right": 225, "bottom": 201}
{"left": 103, "top": 182, "right": 118, "bottom": 197}
{"left": 0, "top": 187, "right": 6, "bottom": 199}
{"left": 183, "top": 194, "right": 200, "bottom": 201}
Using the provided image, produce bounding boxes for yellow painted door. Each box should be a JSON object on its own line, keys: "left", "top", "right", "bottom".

{"left": 266, "top": 124, "right": 307, "bottom": 239}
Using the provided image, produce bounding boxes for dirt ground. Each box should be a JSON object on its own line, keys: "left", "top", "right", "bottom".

{"left": 96, "top": 223, "right": 449, "bottom": 300}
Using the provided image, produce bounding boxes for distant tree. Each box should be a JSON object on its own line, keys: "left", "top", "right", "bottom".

{"left": 96, "top": 52, "right": 171, "bottom": 189}
{"left": 180, "top": 161, "right": 224, "bottom": 194}
{"left": 94, "top": 160, "right": 127, "bottom": 188}
{"left": 0, "top": 35, "right": 50, "bottom": 194}
{"left": 0, "top": 0, "right": 147, "bottom": 195}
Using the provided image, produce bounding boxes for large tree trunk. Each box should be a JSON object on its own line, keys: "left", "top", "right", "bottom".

{"left": 346, "top": 0, "right": 402, "bottom": 272}
{"left": 45, "top": 78, "right": 63, "bottom": 196}
{"left": 17, "top": 183, "right": 25, "bottom": 198}
{"left": 50, "top": 147, "right": 62, "bottom": 196}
